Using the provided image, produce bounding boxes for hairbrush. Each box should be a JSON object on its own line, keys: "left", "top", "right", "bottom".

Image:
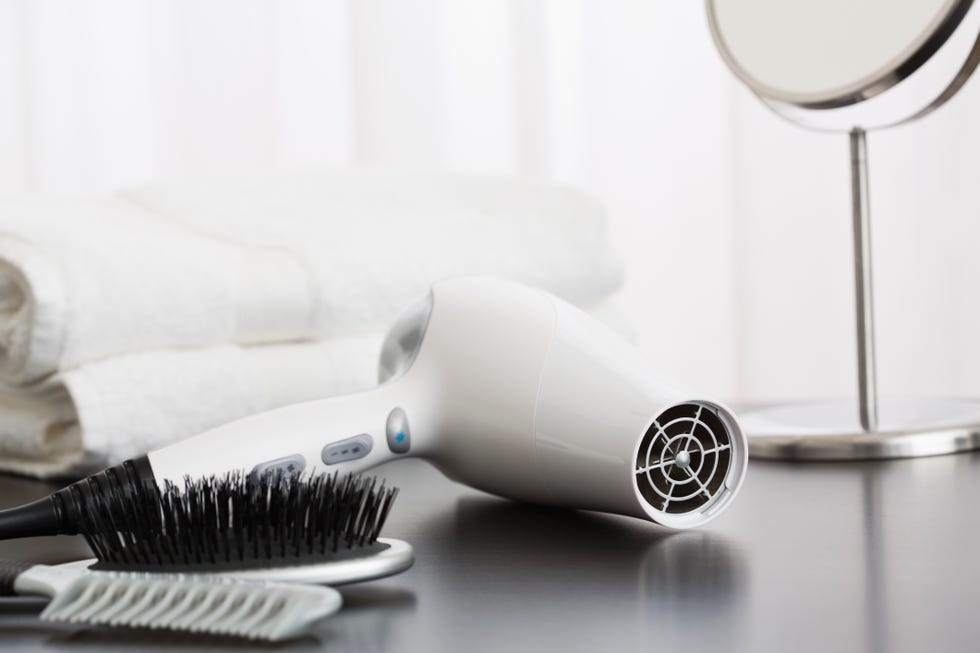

{"left": 87, "top": 470, "right": 412, "bottom": 584}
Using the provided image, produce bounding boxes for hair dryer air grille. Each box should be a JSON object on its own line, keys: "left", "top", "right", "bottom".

{"left": 635, "top": 402, "right": 734, "bottom": 516}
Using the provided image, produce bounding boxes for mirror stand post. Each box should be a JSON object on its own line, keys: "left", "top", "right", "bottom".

{"left": 849, "top": 128, "right": 879, "bottom": 433}
{"left": 738, "top": 129, "right": 980, "bottom": 460}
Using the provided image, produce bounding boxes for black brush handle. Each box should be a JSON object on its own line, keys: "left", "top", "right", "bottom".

{"left": 0, "top": 455, "right": 156, "bottom": 541}
{"left": 0, "top": 560, "right": 34, "bottom": 596}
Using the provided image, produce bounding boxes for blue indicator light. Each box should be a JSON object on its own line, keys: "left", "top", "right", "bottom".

{"left": 395, "top": 432, "right": 405, "bottom": 442}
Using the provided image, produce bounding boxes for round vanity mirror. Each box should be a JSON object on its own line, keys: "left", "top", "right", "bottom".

{"left": 706, "top": 0, "right": 980, "bottom": 460}
{"left": 707, "top": 0, "right": 980, "bottom": 129}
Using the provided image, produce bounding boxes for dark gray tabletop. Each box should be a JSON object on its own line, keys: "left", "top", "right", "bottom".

{"left": 1, "top": 454, "right": 978, "bottom": 653}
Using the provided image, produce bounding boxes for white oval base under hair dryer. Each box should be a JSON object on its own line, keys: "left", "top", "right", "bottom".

{"left": 142, "top": 277, "right": 748, "bottom": 529}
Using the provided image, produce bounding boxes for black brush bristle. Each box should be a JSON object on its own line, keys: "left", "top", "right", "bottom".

{"left": 83, "top": 471, "right": 399, "bottom": 572}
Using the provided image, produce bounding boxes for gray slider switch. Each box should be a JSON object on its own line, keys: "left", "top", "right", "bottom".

{"left": 386, "top": 407, "right": 411, "bottom": 453}
{"left": 321, "top": 434, "right": 373, "bottom": 465}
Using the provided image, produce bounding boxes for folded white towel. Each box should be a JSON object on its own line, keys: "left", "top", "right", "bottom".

{"left": 0, "top": 335, "right": 383, "bottom": 478}
{"left": 0, "top": 170, "right": 623, "bottom": 386}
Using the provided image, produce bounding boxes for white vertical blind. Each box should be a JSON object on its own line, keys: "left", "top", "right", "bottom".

{"left": 0, "top": 1, "right": 28, "bottom": 192}
{"left": 2, "top": 0, "right": 979, "bottom": 403}
{"left": 273, "top": 0, "right": 354, "bottom": 168}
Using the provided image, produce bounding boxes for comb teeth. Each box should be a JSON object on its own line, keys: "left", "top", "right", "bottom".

{"left": 40, "top": 574, "right": 341, "bottom": 641}
{"left": 83, "top": 471, "right": 399, "bottom": 572}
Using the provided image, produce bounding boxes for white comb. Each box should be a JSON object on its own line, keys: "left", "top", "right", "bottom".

{"left": 1, "top": 560, "right": 341, "bottom": 641}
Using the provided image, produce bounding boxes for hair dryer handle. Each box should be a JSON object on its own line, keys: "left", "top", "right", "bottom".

{"left": 145, "top": 383, "right": 418, "bottom": 484}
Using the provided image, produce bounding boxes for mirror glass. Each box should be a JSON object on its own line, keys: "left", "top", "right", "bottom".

{"left": 707, "top": 0, "right": 980, "bottom": 129}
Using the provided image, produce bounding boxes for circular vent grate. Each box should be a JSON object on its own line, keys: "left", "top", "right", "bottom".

{"left": 635, "top": 402, "right": 733, "bottom": 515}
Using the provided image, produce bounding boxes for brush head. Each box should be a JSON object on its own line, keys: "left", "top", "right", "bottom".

{"left": 80, "top": 471, "right": 400, "bottom": 574}
{"left": 41, "top": 572, "right": 342, "bottom": 641}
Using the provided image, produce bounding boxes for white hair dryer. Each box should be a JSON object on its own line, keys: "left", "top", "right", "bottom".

{"left": 141, "top": 277, "right": 748, "bottom": 529}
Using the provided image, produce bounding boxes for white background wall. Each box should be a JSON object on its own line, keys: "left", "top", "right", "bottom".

{"left": 1, "top": 0, "right": 979, "bottom": 406}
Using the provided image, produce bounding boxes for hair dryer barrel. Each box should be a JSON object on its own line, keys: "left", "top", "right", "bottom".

{"left": 391, "top": 279, "right": 747, "bottom": 529}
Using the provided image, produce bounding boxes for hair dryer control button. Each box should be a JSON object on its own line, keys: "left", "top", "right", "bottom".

{"left": 321, "top": 435, "right": 373, "bottom": 465}
{"left": 386, "top": 408, "right": 411, "bottom": 454}
{"left": 251, "top": 454, "right": 306, "bottom": 479}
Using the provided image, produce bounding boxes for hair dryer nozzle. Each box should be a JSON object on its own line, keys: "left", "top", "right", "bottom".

{"left": 632, "top": 400, "right": 746, "bottom": 529}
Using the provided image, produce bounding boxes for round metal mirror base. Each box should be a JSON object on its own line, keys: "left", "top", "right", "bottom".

{"left": 741, "top": 397, "right": 980, "bottom": 461}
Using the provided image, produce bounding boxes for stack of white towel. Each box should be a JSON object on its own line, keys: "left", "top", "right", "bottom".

{"left": 0, "top": 169, "right": 623, "bottom": 478}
